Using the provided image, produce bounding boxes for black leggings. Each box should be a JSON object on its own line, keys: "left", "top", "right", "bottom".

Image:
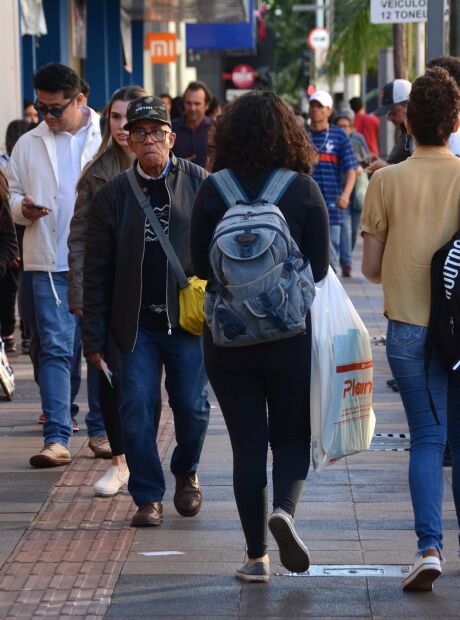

{"left": 0, "top": 266, "right": 18, "bottom": 337}
{"left": 203, "top": 320, "right": 311, "bottom": 558}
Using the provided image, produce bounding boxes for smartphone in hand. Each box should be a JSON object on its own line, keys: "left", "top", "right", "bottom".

{"left": 24, "top": 203, "right": 52, "bottom": 212}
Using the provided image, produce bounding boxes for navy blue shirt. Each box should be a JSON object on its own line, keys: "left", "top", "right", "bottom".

{"left": 172, "top": 116, "right": 214, "bottom": 169}
{"left": 309, "top": 125, "right": 357, "bottom": 225}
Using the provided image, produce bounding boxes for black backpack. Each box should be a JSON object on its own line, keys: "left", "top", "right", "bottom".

{"left": 426, "top": 230, "right": 460, "bottom": 373}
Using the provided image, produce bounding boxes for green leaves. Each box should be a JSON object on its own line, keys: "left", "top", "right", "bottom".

{"left": 326, "top": 0, "right": 392, "bottom": 76}
{"left": 265, "top": 0, "right": 316, "bottom": 98}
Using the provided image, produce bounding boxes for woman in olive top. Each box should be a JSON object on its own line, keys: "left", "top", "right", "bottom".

{"left": 362, "top": 67, "right": 460, "bottom": 592}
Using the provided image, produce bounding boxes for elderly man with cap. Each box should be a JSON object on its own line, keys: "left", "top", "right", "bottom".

{"left": 308, "top": 90, "right": 357, "bottom": 276}
{"left": 367, "top": 79, "right": 412, "bottom": 172}
{"left": 82, "top": 95, "right": 210, "bottom": 528}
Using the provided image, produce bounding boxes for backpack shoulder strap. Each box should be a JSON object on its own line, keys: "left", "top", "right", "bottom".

{"left": 259, "top": 168, "right": 298, "bottom": 205}
{"left": 211, "top": 168, "right": 249, "bottom": 209}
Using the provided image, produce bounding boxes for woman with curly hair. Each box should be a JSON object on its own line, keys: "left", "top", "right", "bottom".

{"left": 362, "top": 67, "right": 460, "bottom": 592}
{"left": 191, "top": 90, "right": 329, "bottom": 583}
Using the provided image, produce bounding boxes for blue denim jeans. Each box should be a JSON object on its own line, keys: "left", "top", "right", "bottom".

{"left": 329, "top": 224, "right": 341, "bottom": 273}
{"left": 74, "top": 319, "right": 106, "bottom": 437}
{"left": 339, "top": 206, "right": 352, "bottom": 269}
{"left": 386, "top": 319, "right": 460, "bottom": 555}
{"left": 32, "top": 272, "right": 77, "bottom": 447}
{"left": 351, "top": 208, "right": 362, "bottom": 251}
{"left": 120, "top": 327, "right": 210, "bottom": 506}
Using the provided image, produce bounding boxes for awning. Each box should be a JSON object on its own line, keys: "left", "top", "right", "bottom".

{"left": 121, "top": 0, "right": 249, "bottom": 23}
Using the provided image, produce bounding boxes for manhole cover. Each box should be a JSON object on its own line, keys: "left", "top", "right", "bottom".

{"left": 276, "top": 564, "right": 411, "bottom": 577}
{"left": 369, "top": 432, "right": 410, "bottom": 451}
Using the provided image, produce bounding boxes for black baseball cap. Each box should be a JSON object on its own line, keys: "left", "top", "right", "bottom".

{"left": 124, "top": 95, "right": 171, "bottom": 130}
{"left": 373, "top": 79, "right": 412, "bottom": 116}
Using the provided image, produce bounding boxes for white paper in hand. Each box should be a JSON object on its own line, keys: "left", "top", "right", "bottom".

{"left": 100, "top": 359, "right": 113, "bottom": 388}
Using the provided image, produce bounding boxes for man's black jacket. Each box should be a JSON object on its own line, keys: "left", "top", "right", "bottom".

{"left": 83, "top": 155, "right": 208, "bottom": 354}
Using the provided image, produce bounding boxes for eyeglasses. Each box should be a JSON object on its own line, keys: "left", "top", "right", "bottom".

{"left": 130, "top": 128, "right": 171, "bottom": 143}
{"left": 34, "top": 94, "right": 77, "bottom": 118}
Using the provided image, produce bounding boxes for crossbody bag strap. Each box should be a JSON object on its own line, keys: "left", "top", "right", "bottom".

{"left": 125, "top": 167, "right": 189, "bottom": 289}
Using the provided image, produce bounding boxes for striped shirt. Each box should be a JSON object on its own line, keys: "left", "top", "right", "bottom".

{"left": 309, "top": 125, "right": 357, "bottom": 225}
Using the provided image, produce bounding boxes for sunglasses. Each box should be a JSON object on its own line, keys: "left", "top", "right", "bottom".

{"left": 34, "top": 94, "right": 78, "bottom": 119}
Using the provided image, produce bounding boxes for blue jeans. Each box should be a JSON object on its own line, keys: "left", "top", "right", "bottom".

{"left": 22, "top": 271, "right": 82, "bottom": 415}
{"left": 32, "top": 272, "right": 77, "bottom": 447}
{"left": 120, "top": 327, "right": 210, "bottom": 506}
{"left": 386, "top": 320, "right": 460, "bottom": 555}
{"left": 351, "top": 208, "right": 361, "bottom": 251}
{"left": 329, "top": 224, "right": 341, "bottom": 273}
{"left": 74, "top": 319, "right": 106, "bottom": 437}
{"left": 339, "top": 206, "right": 352, "bottom": 269}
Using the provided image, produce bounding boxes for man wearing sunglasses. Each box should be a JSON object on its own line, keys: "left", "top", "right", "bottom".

{"left": 83, "top": 96, "right": 210, "bottom": 528}
{"left": 6, "top": 63, "right": 101, "bottom": 467}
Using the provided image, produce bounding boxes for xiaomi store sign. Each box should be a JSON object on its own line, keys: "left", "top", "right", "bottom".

{"left": 145, "top": 32, "right": 177, "bottom": 64}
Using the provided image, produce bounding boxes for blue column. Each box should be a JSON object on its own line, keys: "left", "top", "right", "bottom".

{"left": 85, "top": 0, "right": 126, "bottom": 110}
{"left": 21, "top": 0, "right": 69, "bottom": 101}
{"left": 129, "top": 20, "right": 144, "bottom": 87}
{"left": 85, "top": 0, "right": 110, "bottom": 109}
{"left": 106, "top": 0, "right": 124, "bottom": 95}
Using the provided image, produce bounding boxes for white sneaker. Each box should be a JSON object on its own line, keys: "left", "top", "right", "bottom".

{"left": 402, "top": 554, "right": 442, "bottom": 591}
{"left": 94, "top": 465, "right": 129, "bottom": 496}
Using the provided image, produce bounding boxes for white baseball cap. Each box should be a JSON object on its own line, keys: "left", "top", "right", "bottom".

{"left": 309, "top": 90, "right": 333, "bottom": 109}
{"left": 374, "top": 79, "right": 412, "bottom": 115}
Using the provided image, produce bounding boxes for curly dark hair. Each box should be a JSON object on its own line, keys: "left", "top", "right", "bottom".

{"left": 426, "top": 55, "right": 460, "bottom": 87}
{"left": 212, "top": 90, "right": 316, "bottom": 176}
{"left": 407, "top": 67, "right": 460, "bottom": 146}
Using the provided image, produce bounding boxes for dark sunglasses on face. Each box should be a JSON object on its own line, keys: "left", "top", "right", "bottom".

{"left": 130, "top": 128, "right": 171, "bottom": 143}
{"left": 34, "top": 93, "right": 78, "bottom": 118}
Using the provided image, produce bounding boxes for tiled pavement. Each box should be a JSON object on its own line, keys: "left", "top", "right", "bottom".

{"left": 0, "top": 245, "right": 460, "bottom": 618}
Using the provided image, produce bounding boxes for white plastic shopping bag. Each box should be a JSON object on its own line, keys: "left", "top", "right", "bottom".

{"left": 310, "top": 267, "right": 375, "bottom": 471}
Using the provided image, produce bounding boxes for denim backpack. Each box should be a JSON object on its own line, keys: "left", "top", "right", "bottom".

{"left": 206, "top": 167, "right": 315, "bottom": 347}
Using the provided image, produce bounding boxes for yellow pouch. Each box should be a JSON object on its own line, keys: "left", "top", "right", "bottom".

{"left": 179, "top": 276, "right": 207, "bottom": 336}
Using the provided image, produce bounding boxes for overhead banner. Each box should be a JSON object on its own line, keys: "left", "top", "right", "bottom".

{"left": 370, "top": 0, "right": 449, "bottom": 24}
{"left": 71, "top": 0, "right": 87, "bottom": 59}
{"left": 20, "top": 0, "right": 47, "bottom": 36}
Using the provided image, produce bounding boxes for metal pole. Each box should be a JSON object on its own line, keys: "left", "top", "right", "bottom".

{"left": 415, "top": 22, "right": 425, "bottom": 76}
{"left": 426, "top": 0, "right": 445, "bottom": 60}
{"left": 316, "top": 0, "right": 324, "bottom": 28}
{"left": 450, "top": 0, "right": 460, "bottom": 56}
{"left": 378, "top": 48, "right": 394, "bottom": 160}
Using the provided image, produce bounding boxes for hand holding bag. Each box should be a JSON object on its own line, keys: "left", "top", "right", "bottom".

{"left": 126, "top": 167, "right": 206, "bottom": 336}
{"left": 310, "top": 267, "right": 375, "bottom": 471}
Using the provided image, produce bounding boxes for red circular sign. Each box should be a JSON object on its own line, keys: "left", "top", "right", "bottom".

{"left": 232, "top": 64, "right": 255, "bottom": 89}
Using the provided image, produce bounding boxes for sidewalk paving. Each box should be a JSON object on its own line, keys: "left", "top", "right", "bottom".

{"left": 0, "top": 247, "right": 459, "bottom": 618}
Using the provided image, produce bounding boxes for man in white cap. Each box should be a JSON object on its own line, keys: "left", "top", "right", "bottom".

{"left": 308, "top": 90, "right": 357, "bottom": 276}
{"left": 368, "top": 79, "right": 412, "bottom": 172}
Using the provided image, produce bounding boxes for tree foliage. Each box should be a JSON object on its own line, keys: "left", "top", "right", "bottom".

{"left": 326, "top": 0, "right": 392, "bottom": 77}
{"left": 265, "top": 0, "right": 316, "bottom": 98}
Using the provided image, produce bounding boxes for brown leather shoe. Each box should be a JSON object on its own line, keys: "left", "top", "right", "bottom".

{"left": 88, "top": 435, "right": 112, "bottom": 459}
{"left": 130, "top": 502, "right": 163, "bottom": 527}
{"left": 29, "top": 443, "right": 71, "bottom": 468}
{"left": 174, "top": 474, "right": 202, "bottom": 517}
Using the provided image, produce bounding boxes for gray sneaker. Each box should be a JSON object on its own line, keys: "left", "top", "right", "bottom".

{"left": 235, "top": 560, "right": 269, "bottom": 583}
{"left": 268, "top": 507, "right": 310, "bottom": 573}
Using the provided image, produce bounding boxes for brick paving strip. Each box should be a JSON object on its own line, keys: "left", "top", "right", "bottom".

{"left": 0, "top": 399, "right": 175, "bottom": 618}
